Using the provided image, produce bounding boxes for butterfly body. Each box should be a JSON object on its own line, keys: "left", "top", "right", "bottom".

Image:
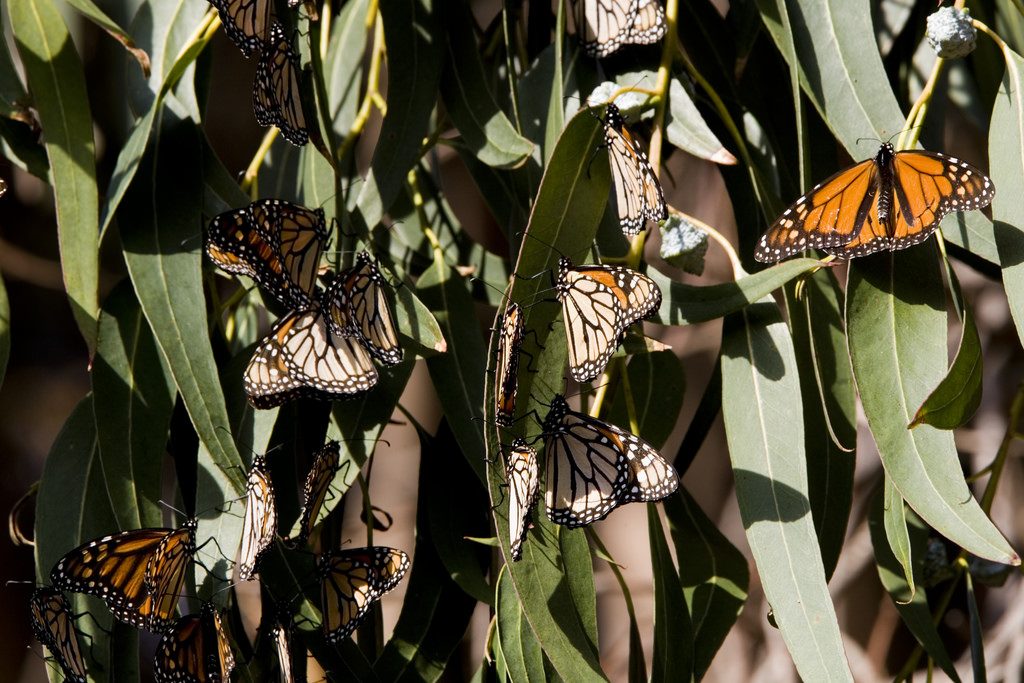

{"left": 495, "top": 303, "right": 525, "bottom": 427}
{"left": 154, "top": 604, "right": 235, "bottom": 683}
{"left": 556, "top": 258, "right": 661, "bottom": 382}
{"left": 543, "top": 395, "right": 678, "bottom": 527}
{"left": 318, "top": 546, "right": 410, "bottom": 642}
{"left": 755, "top": 143, "right": 995, "bottom": 262}
{"left": 29, "top": 587, "right": 87, "bottom": 683}
{"left": 602, "top": 103, "right": 667, "bottom": 237}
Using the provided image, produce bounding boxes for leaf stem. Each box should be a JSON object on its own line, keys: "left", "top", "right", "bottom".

{"left": 240, "top": 128, "right": 280, "bottom": 197}
{"left": 584, "top": 526, "right": 642, "bottom": 632}
{"left": 337, "top": 12, "right": 385, "bottom": 161}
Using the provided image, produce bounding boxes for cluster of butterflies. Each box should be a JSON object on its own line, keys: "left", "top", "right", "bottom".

{"left": 29, "top": 440, "right": 411, "bottom": 682}
{"left": 205, "top": 198, "right": 402, "bottom": 409}
{"left": 206, "top": 0, "right": 308, "bottom": 145}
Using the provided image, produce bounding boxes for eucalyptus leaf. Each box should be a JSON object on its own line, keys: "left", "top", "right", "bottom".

{"left": 666, "top": 77, "right": 736, "bottom": 164}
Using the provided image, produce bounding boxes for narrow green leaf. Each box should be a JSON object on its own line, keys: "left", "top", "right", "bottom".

{"left": 847, "top": 250, "right": 1018, "bottom": 565}
{"left": 0, "top": 272, "right": 9, "bottom": 390}
{"left": 0, "top": 6, "right": 31, "bottom": 122}
{"left": 496, "top": 567, "right": 547, "bottom": 683}
{"left": 326, "top": 0, "right": 370, "bottom": 137}
{"left": 649, "top": 258, "right": 820, "bottom": 326}
{"left": 755, "top": 0, "right": 904, "bottom": 154}
{"left": 440, "top": 3, "right": 533, "bottom": 169}
{"left": 942, "top": 206, "right": 999, "bottom": 266}
{"left": 966, "top": 571, "right": 988, "bottom": 683}
{"left": 120, "top": 118, "right": 246, "bottom": 494}
{"left": 721, "top": 301, "right": 852, "bottom": 682}
{"left": 92, "top": 282, "right": 176, "bottom": 530}
{"left": 989, "top": 47, "right": 1024, "bottom": 350}
{"left": 665, "top": 78, "right": 736, "bottom": 165}
{"left": 35, "top": 396, "right": 135, "bottom": 682}
{"left": 483, "top": 110, "right": 611, "bottom": 683}
{"left": 394, "top": 284, "right": 447, "bottom": 357}
{"left": 648, "top": 508, "right": 694, "bottom": 683}
{"left": 910, "top": 303, "right": 983, "bottom": 430}
{"left": 64, "top": 0, "right": 150, "bottom": 75}
{"left": 560, "top": 525, "right": 599, "bottom": 648}
{"left": 867, "top": 489, "right": 960, "bottom": 682}
{"left": 882, "top": 476, "right": 915, "bottom": 597}
{"left": 10, "top": 0, "right": 99, "bottom": 350}
{"left": 374, "top": 430, "right": 480, "bottom": 683}
{"left": 663, "top": 489, "right": 749, "bottom": 679}
{"left": 354, "top": 0, "right": 442, "bottom": 228}
{"left": 784, "top": 270, "right": 855, "bottom": 579}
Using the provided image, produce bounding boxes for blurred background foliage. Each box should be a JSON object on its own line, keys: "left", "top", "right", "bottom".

{"left": 5, "top": 0, "right": 1024, "bottom": 680}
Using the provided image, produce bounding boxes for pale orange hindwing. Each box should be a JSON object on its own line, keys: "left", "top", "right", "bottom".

{"left": 755, "top": 159, "right": 877, "bottom": 262}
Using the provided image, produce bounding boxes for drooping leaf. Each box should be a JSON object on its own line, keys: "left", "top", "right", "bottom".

{"left": 847, "top": 249, "right": 1017, "bottom": 565}
{"left": 649, "top": 258, "right": 820, "bottom": 326}
{"left": 663, "top": 489, "right": 749, "bottom": 679}
{"left": 965, "top": 570, "right": 988, "bottom": 683}
{"left": 721, "top": 300, "right": 852, "bottom": 682}
{"left": 496, "top": 567, "right": 547, "bottom": 683}
{"left": 867, "top": 488, "right": 960, "bottom": 682}
{"left": 440, "top": 2, "right": 533, "bottom": 169}
{"left": 989, "top": 47, "right": 1024, "bottom": 350}
{"left": 92, "top": 282, "right": 176, "bottom": 530}
{"left": 648, "top": 508, "right": 694, "bottom": 682}
{"left": 326, "top": 0, "right": 370, "bottom": 139}
{"left": 10, "top": 0, "right": 99, "bottom": 350}
{"left": 354, "top": 0, "right": 443, "bottom": 228}
{"left": 120, "top": 117, "right": 246, "bottom": 494}
{"left": 784, "top": 269, "right": 855, "bottom": 579}
{"left": 665, "top": 77, "right": 736, "bottom": 165}
{"left": 882, "top": 476, "right": 915, "bottom": 597}
{"left": 64, "top": 0, "right": 150, "bottom": 75}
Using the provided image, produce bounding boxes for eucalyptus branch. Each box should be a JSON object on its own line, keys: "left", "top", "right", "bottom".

{"left": 337, "top": 13, "right": 386, "bottom": 161}
{"left": 240, "top": 129, "right": 280, "bottom": 197}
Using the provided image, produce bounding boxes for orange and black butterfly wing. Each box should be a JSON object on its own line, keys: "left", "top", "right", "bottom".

{"left": 208, "top": 0, "right": 271, "bottom": 57}
{"left": 318, "top": 546, "right": 410, "bottom": 643}
{"left": 244, "top": 327, "right": 313, "bottom": 409}
{"left": 239, "top": 454, "right": 278, "bottom": 581}
{"left": 154, "top": 607, "right": 234, "bottom": 683}
{"left": 755, "top": 158, "right": 879, "bottom": 263}
{"left": 604, "top": 104, "right": 666, "bottom": 237}
{"left": 29, "top": 587, "right": 87, "bottom": 683}
{"left": 50, "top": 524, "right": 195, "bottom": 632}
{"left": 495, "top": 303, "right": 524, "bottom": 427}
{"left": 206, "top": 208, "right": 290, "bottom": 293}
{"left": 345, "top": 252, "right": 404, "bottom": 365}
{"left": 250, "top": 199, "right": 327, "bottom": 308}
{"left": 253, "top": 23, "right": 308, "bottom": 146}
{"left": 296, "top": 441, "right": 341, "bottom": 543}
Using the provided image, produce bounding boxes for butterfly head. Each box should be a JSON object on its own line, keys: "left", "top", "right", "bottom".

{"left": 877, "top": 142, "right": 896, "bottom": 163}
{"left": 603, "top": 103, "right": 624, "bottom": 130}
{"left": 542, "top": 394, "right": 570, "bottom": 432}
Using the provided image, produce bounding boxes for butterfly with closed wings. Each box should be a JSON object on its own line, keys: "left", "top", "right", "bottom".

{"left": 29, "top": 587, "right": 87, "bottom": 683}
{"left": 755, "top": 142, "right": 995, "bottom": 262}
{"left": 556, "top": 257, "right": 662, "bottom": 383}
{"left": 50, "top": 519, "right": 198, "bottom": 633}
{"left": 253, "top": 22, "right": 308, "bottom": 146}
{"left": 154, "top": 603, "right": 235, "bottom": 683}
{"left": 506, "top": 439, "right": 540, "bottom": 561}
{"left": 206, "top": 199, "right": 327, "bottom": 310}
{"left": 602, "top": 103, "right": 667, "bottom": 237}
{"left": 206, "top": 0, "right": 271, "bottom": 57}
{"left": 322, "top": 251, "right": 404, "bottom": 366}
{"left": 238, "top": 454, "right": 277, "bottom": 582}
{"left": 318, "top": 546, "right": 411, "bottom": 642}
{"left": 543, "top": 394, "right": 678, "bottom": 527}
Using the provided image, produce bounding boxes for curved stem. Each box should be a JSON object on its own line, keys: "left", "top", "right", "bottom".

{"left": 239, "top": 129, "right": 280, "bottom": 197}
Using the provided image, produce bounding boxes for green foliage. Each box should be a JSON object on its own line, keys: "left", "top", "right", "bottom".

{"left": 9, "top": 0, "right": 1024, "bottom": 680}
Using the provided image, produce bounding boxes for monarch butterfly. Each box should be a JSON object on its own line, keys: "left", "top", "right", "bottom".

{"left": 239, "top": 454, "right": 277, "bottom": 582}
{"left": 602, "top": 103, "right": 667, "bottom": 237}
{"left": 293, "top": 441, "right": 341, "bottom": 544}
{"left": 755, "top": 142, "right": 996, "bottom": 262}
{"left": 29, "top": 587, "right": 87, "bottom": 683}
{"left": 543, "top": 394, "right": 678, "bottom": 527}
{"left": 322, "top": 251, "right": 403, "bottom": 366}
{"left": 270, "top": 619, "right": 294, "bottom": 683}
{"left": 573, "top": 0, "right": 667, "bottom": 58}
{"left": 207, "top": 0, "right": 271, "bottom": 57}
{"left": 253, "top": 23, "right": 308, "bottom": 146}
{"left": 318, "top": 546, "right": 410, "bottom": 642}
{"left": 50, "top": 519, "right": 197, "bottom": 632}
{"left": 556, "top": 257, "right": 662, "bottom": 382}
{"left": 206, "top": 200, "right": 327, "bottom": 309}
{"left": 506, "top": 439, "right": 539, "bottom": 561}
{"left": 244, "top": 310, "right": 378, "bottom": 409}
{"left": 154, "top": 604, "right": 235, "bottom": 683}
{"left": 494, "top": 303, "right": 525, "bottom": 427}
